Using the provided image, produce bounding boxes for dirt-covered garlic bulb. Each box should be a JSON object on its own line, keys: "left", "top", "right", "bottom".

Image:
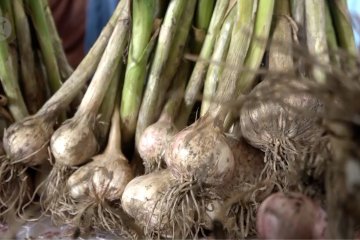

{"left": 3, "top": 114, "right": 53, "bottom": 166}
{"left": 138, "top": 114, "right": 178, "bottom": 173}
{"left": 50, "top": 114, "right": 98, "bottom": 167}
{"left": 240, "top": 79, "right": 325, "bottom": 188}
{"left": 138, "top": 59, "right": 189, "bottom": 174}
{"left": 68, "top": 105, "right": 133, "bottom": 202}
{"left": 67, "top": 149, "right": 133, "bottom": 201}
{"left": 62, "top": 102, "right": 135, "bottom": 237}
{"left": 165, "top": 117, "right": 235, "bottom": 185}
{"left": 1, "top": 116, "right": 49, "bottom": 215}
{"left": 121, "top": 170, "right": 189, "bottom": 238}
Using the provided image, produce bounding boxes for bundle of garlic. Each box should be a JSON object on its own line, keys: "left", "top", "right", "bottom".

{"left": 0, "top": 0, "right": 125, "bottom": 218}
{"left": 41, "top": 0, "right": 131, "bottom": 221}
{"left": 122, "top": 1, "right": 262, "bottom": 238}
{"left": 0, "top": 0, "right": 358, "bottom": 238}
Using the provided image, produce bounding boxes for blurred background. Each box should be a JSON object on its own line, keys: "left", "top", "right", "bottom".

{"left": 49, "top": 0, "right": 118, "bottom": 68}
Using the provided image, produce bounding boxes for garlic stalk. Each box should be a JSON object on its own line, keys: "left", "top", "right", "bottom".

{"left": 42, "top": 0, "right": 131, "bottom": 219}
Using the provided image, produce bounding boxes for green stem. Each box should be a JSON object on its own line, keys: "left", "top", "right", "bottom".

{"left": 75, "top": 0, "right": 131, "bottom": 117}
{"left": 120, "top": 0, "right": 156, "bottom": 146}
{"left": 208, "top": 0, "right": 261, "bottom": 127}
{"left": 34, "top": 49, "right": 51, "bottom": 99}
{"left": 41, "top": 0, "right": 84, "bottom": 114}
{"left": 268, "top": 0, "right": 293, "bottom": 72}
{"left": 290, "top": 0, "right": 305, "bottom": 33}
{"left": 177, "top": 0, "right": 230, "bottom": 126}
{"left": 99, "top": 64, "right": 122, "bottom": 148}
{"left": 41, "top": 0, "right": 74, "bottom": 80}
{"left": 223, "top": 0, "right": 274, "bottom": 130}
{"left": 134, "top": 0, "right": 189, "bottom": 147}
{"left": 27, "top": 0, "right": 62, "bottom": 94}
{"left": 12, "top": 0, "right": 46, "bottom": 114}
{"left": 0, "top": 0, "right": 16, "bottom": 41}
{"left": 325, "top": 1, "right": 340, "bottom": 65}
{"left": 290, "top": 0, "right": 307, "bottom": 75}
{"left": 105, "top": 89, "right": 123, "bottom": 155}
{"left": 1, "top": 0, "right": 20, "bottom": 90}
{"left": 162, "top": 60, "right": 190, "bottom": 123}
{"left": 328, "top": 0, "right": 357, "bottom": 54}
{"left": 196, "top": 0, "right": 216, "bottom": 31}
{"left": 305, "top": 0, "right": 330, "bottom": 84}
{"left": 0, "top": 8, "right": 28, "bottom": 121}
{"left": 209, "top": 0, "right": 259, "bottom": 122}
{"left": 200, "top": 7, "right": 235, "bottom": 117}
{"left": 236, "top": 0, "right": 275, "bottom": 94}
{"left": 158, "top": 1, "right": 198, "bottom": 126}
{"left": 193, "top": 0, "right": 216, "bottom": 52}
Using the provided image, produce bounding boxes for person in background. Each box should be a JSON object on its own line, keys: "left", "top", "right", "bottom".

{"left": 49, "top": 0, "right": 86, "bottom": 68}
{"left": 84, "top": 0, "right": 119, "bottom": 53}
{"left": 49, "top": 0, "right": 118, "bottom": 68}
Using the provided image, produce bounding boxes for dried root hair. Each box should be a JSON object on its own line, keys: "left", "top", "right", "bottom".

{"left": 260, "top": 137, "right": 300, "bottom": 190}
{"left": 148, "top": 177, "right": 221, "bottom": 239}
{"left": 292, "top": 135, "right": 330, "bottom": 203}
{"left": 254, "top": 124, "right": 329, "bottom": 199}
{"left": 66, "top": 199, "right": 141, "bottom": 239}
{"left": 44, "top": 171, "right": 143, "bottom": 239}
{"left": 0, "top": 157, "right": 32, "bottom": 219}
{"left": 218, "top": 181, "right": 274, "bottom": 239}
{"left": 40, "top": 164, "right": 77, "bottom": 224}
